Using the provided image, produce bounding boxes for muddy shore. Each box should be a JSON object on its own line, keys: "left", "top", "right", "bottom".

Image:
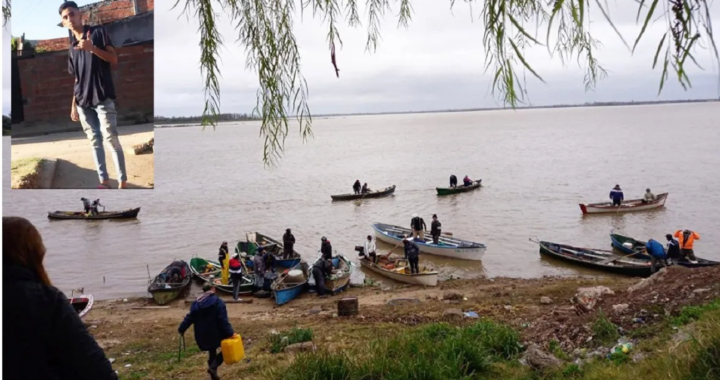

{"left": 84, "top": 265, "right": 720, "bottom": 379}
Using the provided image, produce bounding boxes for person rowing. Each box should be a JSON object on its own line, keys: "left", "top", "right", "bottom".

{"left": 463, "top": 175, "right": 473, "bottom": 186}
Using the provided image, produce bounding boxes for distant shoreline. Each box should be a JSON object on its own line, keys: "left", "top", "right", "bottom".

{"left": 154, "top": 98, "right": 720, "bottom": 128}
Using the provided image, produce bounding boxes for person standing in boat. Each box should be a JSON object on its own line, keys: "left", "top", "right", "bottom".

{"left": 463, "top": 175, "right": 473, "bottom": 186}
{"left": 430, "top": 214, "right": 442, "bottom": 244}
{"left": 81, "top": 197, "right": 92, "bottom": 214}
{"left": 410, "top": 213, "right": 427, "bottom": 240}
{"left": 609, "top": 185, "right": 624, "bottom": 206}
{"left": 665, "top": 234, "right": 681, "bottom": 263}
{"left": 642, "top": 188, "right": 656, "bottom": 203}
{"left": 674, "top": 229, "right": 700, "bottom": 263}
{"left": 228, "top": 253, "right": 243, "bottom": 301}
{"left": 364, "top": 235, "right": 377, "bottom": 264}
{"left": 282, "top": 228, "right": 296, "bottom": 259}
{"left": 645, "top": 238, "right": 669, "bottom": 273}
{"left": 449, "top": 174, "right": 458, "bottom": 188}
{"left": 252, "top": 248, "right": 267, "bottom": 292}
{"left": 361, "top": 183, "right": 370, "bottom": 194}
{"left": 320, "top": 236, "right": 333, "bottom": 260}
{"left": 91, "top": 198, "right": 103, "bottom": 215}
{"left": 4, "top": 216, "right": 119, "bottom": 380}
{"left": 218, "top": 242, "right": 229, "bottom": 270}
{"left": 403, "top": 238, "right": 421, "bottom": 274}
{"left": 178, "top": 284, "right": 236, "bottom": 380}
{"left": 353, "top": 180, "right": 362, "bottom": 195}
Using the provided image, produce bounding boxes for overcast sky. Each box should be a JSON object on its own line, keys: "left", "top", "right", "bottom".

{"left": 155, "top": 0, "right": 720, "bottom": 117}
{"left": 3, "top": 19, "right": 10, "bottom": 116}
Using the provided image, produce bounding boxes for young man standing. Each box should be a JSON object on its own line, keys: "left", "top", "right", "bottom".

{"left": 60, "top": 1, "right": 128, "bottom": 189}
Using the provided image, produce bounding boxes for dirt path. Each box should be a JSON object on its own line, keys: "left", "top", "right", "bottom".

{"left": 10, "top": 124, "right": 154, "bottom": 189}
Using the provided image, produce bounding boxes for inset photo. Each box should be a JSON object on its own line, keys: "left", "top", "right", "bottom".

{"left": 10, "top": 0, "right": 153, "bottom": 189}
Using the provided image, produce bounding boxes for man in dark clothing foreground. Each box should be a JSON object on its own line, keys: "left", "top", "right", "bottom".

{"left": 179, "top": 284, "right": 235, "bottom": 380}
{"left": 312, "top": 259, "right": 334, "bottom": 297}
{"left": 403, "top": 238, "right": 421, "bottom": 274}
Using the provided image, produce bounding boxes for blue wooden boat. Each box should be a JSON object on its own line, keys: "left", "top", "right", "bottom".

{"left": 610, "top": 230, "right": 720, "bottom": 268}
{"left": 271, "top": 262, "right": 310, "bottom": 305}
{"left": 236, "top": 232, "right": 302, "bottom": 268}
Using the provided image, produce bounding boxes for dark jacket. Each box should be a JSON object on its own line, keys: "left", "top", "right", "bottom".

{"left": 666, "top": 238, "right": 680, "bottom": 259}
{"left": 404, "top": 241, "right": 420, "bottom": 259}
{"left": 411, "top": 217, "right": 426, "bottom": 231}
{"left": 218, "top": 245, "right": 228, "bottom": 263}
{"left": 321, "top": 241, "right": 333, "bottom": 259}
{"left": 609, "top": 189, "right": 624, "bottom": 202}
{"left": 431, "top": 220, "right": 442, "bottom": 236}
{"left": 4, "top": 265, "right": 118, "bottom": 380}
{"left": 313, "top": 259, "right": 333, "bottom": 276}
{"left": 178, "top": 293, "right": 234, "bottom": 351}
{"left": 283, "top": 233, "right": 296, "bottom": 252}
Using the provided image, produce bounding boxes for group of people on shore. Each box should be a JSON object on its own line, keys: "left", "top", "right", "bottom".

{"left": 644, "top": 229, "right": 701, "bottom": 271}
{"left": 352, "top": 180, "right": 372, "bottom": 195}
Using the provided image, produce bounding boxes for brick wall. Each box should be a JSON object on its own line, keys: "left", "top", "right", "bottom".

{"left": 16, "top": 42, "right": 154, "bottom": 126}
{"left": 36, "top": 38, "right": 70, "bottom": 53}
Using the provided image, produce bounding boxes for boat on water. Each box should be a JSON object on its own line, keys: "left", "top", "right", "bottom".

{"left": 48, "top": 207, "right": 141, "bottom": 220}
{"left": 359, "top": 257, "right": 438, "bottom": 286}
{"left": 331, "top": 185, "right": 396, "bottom": 201}
{"left": 436, "top": 180, "right": 482, "bottom": 196}
{"left": 530, "top": 239, "right": 652, "bottom": 277}
{"left": 236, "top": 232, "right": 302, "bottom": 269}
{"left": 271, "top": 262, "right": 311, "bottom": 305}
{"left": 69, "top": 293, "right": 94, "bottom": 319}
{"left": 147, "top": 260, "right": 192, "bottom": 305}
{"left": 372, "top": 223, "right": 486, "bottom": 261}
{"left": 579, "top": 193, "right": 668, "bottom": 215}
{"left": 610, "top": 231, "right": 720, "bottom": 268}
{"left": 189, "top": 256, "right": 254, "bottom": 295}
{"left": 311, "top": 254, "right": 353, "bottom": 294}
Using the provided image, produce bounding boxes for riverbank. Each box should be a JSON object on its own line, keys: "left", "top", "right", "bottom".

{"left": 86, "top": 265, "right": 720, "bottom": 379}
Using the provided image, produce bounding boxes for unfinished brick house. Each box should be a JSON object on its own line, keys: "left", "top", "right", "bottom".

{"left": 11, "top": 0, "right": 153, "bottom": 135}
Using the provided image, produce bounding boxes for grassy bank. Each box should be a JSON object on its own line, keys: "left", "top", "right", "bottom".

{"left": 10, "top": 157, "right": 44, "bottom": 189}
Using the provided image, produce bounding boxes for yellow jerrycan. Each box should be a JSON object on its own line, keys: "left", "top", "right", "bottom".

{"left": 221, "top": 333, "right": 245, "bottom": 365}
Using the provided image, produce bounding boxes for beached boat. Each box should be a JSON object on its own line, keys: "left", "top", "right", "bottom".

{"left": 610, "top": 231, "right": 720, "bottom": 268}
{"left": 271, "top": 262, "right": 310, "bottom": 305}
{"left": 531, "top": 239, "right": 652, "bottom": 276}
{"left": 436, "top": 180, "right": 482, "bottom": 196}
{"left": 359, "top": 257, "right": 438, "bottom": 286}
{"left": 311, "top": 255, "right": 353, "bottom": 294}
{"left": 331, "top": 185, "right": 396, "bottom": 201}
{"left": 372, "top": 223, "right": 486, "bottom": 261}
{"left": 48, "top": 207, "right": 141, "bottom": 220}
{"left": 579, "top": 193, "right": 668, "bottom": 215}
{"left": 189, "top": 256, "right": 254, "bottom": 295}
{"left": 69, "top": 293, "right": 94, "bottom": 319}
{"left": 147, "top": 260, "right": 192, "bottom": 305}
{"left": 236, "top": 232, "right": 302, "bottom": 269}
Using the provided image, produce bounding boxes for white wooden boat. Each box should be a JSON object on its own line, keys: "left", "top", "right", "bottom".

{"left": 360, "top": 258, "right": 438, "bottom": 286}
{"left": 372, "top": 223, "right": 486, "bottom": 261}
{"left": 579, "top": 192, "right": 668, "bottom": 215}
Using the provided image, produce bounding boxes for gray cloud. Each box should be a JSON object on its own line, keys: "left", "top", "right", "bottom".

{"left": 152, "top": 0, "right": 720, "bottom": 116}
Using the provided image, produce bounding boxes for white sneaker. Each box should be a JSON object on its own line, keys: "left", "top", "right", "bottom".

{"left": 690, "top": 260, "right": 698, "bottom": 264}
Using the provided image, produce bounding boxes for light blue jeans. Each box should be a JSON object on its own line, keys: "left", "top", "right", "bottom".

{"left": 77, "top": 98, "right": 127, "bottom": 183}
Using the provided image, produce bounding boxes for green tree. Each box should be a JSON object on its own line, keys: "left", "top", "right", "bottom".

{"left": 173, "top": 0, "right": 717, "bottom": 166}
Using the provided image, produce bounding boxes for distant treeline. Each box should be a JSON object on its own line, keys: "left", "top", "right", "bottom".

{"left": 3, "top": 115, "right": 11, "bottom": 136}
{"left": 154, "top": 113, "right": 259, "bottom": 125}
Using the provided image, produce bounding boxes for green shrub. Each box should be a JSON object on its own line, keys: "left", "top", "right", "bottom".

{"left": 269, "top": 327, "right": 314, "bottom": 354}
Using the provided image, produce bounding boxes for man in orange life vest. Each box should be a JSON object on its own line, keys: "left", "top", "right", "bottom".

{"left": 673, "top": 229, "right": 700, "bottom": 264}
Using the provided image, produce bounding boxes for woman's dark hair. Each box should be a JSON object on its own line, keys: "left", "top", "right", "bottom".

{"left": 3, "top": 217, "right": 52, "bottom": 286}
{"left": 59, "top": 1, "right": 80, "bottom": 14}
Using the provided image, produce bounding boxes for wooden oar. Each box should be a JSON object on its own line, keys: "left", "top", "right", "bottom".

{"left": 384, "top": 239, "right": 405, "bottom": 259}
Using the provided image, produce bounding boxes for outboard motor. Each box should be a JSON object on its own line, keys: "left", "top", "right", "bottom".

{"left": 355, "top": 245, "right": 365, "bottom": 257}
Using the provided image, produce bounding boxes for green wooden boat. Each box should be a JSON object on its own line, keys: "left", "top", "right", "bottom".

{"left": 189, "top": 257, "right": 254, "bottom": 295}
{"left": 436, "top": 180, "right": 482, "bottom": 196}
{"left": 147, "top": 260, "right": 192, "bottom": 305}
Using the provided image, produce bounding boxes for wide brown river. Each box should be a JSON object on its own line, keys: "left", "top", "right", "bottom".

{"left": 4, "top": 102, "right": 720, "bottom": 299}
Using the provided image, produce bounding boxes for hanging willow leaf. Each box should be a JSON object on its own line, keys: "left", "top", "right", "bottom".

{"left": 173, "top": 0, "right": 718, "bottom": 166}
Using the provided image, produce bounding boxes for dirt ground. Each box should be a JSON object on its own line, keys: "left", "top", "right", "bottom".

{"left": 10, "top": 124, "right": 154, "bottom": 189}
{"left": 83, "top": 265, "right": 720, "bottom": 379}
